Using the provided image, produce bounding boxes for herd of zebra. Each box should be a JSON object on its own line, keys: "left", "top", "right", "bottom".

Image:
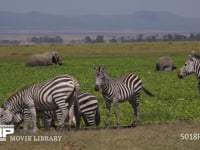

{"left": 0, "top": 53, "right": 199, "bottom": 133}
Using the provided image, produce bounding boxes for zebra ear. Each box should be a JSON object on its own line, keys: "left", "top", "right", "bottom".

{"left": 101, "top": 64, "right": 106, "bottom": 72}
{"left": 188, "top": 54, "right": 194, "bottom": 60}
{"left": 93, "top": 64, "right": 97, "bottom": 71}
{"left": 191, "top": 50, "right": 195, "bottom": 55}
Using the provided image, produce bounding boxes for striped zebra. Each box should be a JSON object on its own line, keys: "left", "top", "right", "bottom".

{"left": 34, "top": 91, "right": 100, "bottom": 129}
{"left": 93, "top": 65, "right": 153, "bottom": 128}
{"left": 178, "top": 53, "right": 200, "bottom": 92}
{"left": 8, "top": 92, "right": 100, "bottom": 129}
{"left": 0, "top": 74, "right": 80, "bottom": 133}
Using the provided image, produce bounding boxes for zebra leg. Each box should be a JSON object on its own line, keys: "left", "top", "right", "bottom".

{"left": 95, "top": 108, "right": 101, "bottom": 127}
{"left": 29, "top": 108, "right": 39, "bottom": 133}
{"left": 36, "top": 112, "right": 41, "bottom": 129}
{"left": 22, "top": 110, "right": 31, "bottom": 133}
{"left": 51, "top": 119, "right": 57, "bottom": 129}
{"left": 105, "top": 102, "right": 111, "bottom": 128}
{"left": 113, "top": 99, "right": 120, "bottom": 128}
{"left": 45, "top": 119, "right": 53, "bottom": 130}
{"left": 68, "top": 106, "right": 74, "bottom": 130}
{"left": 56, "top": 108, "right": 67, "bottom": 131}
{"left": 70, "top": 89, "right": 80, "bottom": 130}
{"left": 129, "top": 95, "right": 140, "bottom": 127}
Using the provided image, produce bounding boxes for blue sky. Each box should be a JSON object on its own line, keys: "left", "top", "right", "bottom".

{"left": 0, "top": 0, "right": 199, "bottom": 18}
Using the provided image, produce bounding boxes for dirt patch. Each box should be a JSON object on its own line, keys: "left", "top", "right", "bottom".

{"left": 63, "top": 140, "right": 87, "bottom": 150}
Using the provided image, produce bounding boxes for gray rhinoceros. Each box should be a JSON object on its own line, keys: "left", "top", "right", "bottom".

{"left": 26, "top": 51, "right": 63, "bottom": 67}
{"left": 155, "top": 56, "right": 176, "bottom": 71}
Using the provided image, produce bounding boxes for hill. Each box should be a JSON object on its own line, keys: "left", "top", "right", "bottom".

{"left": 0, "top": 10, "right": 200, "bottom": 32}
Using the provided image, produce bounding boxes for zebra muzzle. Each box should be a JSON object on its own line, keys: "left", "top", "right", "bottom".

{"left": 177, "top": 70, "right": 184, "bottom": 79}
{"left": 94, "top": 85, "right": 100, "bottom": 91}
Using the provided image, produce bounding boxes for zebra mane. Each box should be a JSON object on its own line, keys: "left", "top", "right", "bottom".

{"left": 103, "top": 73, "right": 111, "bottom": 80}
{"left": 3, "top": 84, "right": 33, "bottom": 107}
{"left": 192, "top": 54, "right": 200, "bottom": 59}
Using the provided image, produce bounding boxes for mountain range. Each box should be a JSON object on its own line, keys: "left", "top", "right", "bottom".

{"left": 0, "top": 10, "right": 200, "bottom": 32}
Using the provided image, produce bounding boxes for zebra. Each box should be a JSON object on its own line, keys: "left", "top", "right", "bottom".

{"left": 178, "top": 53, "right": 200, "bottom": 92}
{"left": 93, "top": 64, "right": 153, "bottom": 128}
{"left": 6, "top": 92, "right": 100, "bottom": 130}
{"left": 0, "top": 74, "right": 80, "bottom": 133}
{"left": 32, "top": 92, "right": 100, "bottom": 129}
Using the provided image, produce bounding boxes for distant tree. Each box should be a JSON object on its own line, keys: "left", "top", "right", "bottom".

{"left": 0, "top": 40, "right": 20, "bottom": 45}
{"left": 173, "top": 34, "right": 186, "bottom": 41}
{"left": 195, "top": 33, "right": 200, "bottom": 41}
{"left": 136, "top": 34, "right": 143, "bottom": 42}
{"left": 189, "top": 33, "right": 195, "bottom": 41}
{"left": 31, "top": 37, "right": 40, "bottom": 43}
{"left": 85, "top": 36, "right": 93, "bottom": 43}
{"left": 167, "top": 34, "right": 174, "bottom": 41}
{"left": 146, "top": 35, "right": 156, "bottom": 42}
{"left": 54, "top": 36, "right": 63, "bottom": 43}
{"left": 110, "top": 37, "right": 118, "bottom": 43}
{"left": 95, "top": 35, "right": 104, "bottom": 43}
{"left": 120, "top": 36, "right": 125, "bottom": 42}
{"left": 30, "top": 36, "right": 63, "bottom": 44}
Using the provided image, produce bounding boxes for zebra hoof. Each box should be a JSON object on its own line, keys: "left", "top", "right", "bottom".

{"left": 130, "top": 123, "right": 136, "bottom": 128}
{"left": 30, "top": 128, "right": 39, "bottom": 133}
{"left": 114, "top": 126, "right": 120, "bottom": 129}
{"left": 56, "top": 125, "right": 65, "bottom": 131}
{"left": 18, "top": 129, "right": 29, "bottom": 134}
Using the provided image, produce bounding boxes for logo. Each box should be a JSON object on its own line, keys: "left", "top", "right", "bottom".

{"left": 0, "top": 125, "right": 14, "bottom": 141}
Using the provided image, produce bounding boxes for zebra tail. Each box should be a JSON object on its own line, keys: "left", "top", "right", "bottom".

{"left": 142, "top": 87, "right": 154, "bottom": 97}
{"left": 73, "top": 87, "right": 81, "bottom": 129}
{"left": 95, "top": 107, "right": 101, "bottom": 127}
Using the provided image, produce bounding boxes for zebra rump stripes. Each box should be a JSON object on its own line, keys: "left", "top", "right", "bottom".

{"left": 93, "top": 64, "right": 153, "bottom": 128}
{"left": 37, "top": 92, "right": 100, "bottom": 129}
{"left": 0, "top": 74, "right": 80, "bottom": 133}
{"left": 77, "top": 92, "right": 100, "bottom": 127}
{"left": 6, "top": 92, "right": 100, "bottom": 129}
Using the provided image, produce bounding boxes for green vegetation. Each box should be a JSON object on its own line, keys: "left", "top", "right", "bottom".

{"left": 0, "top": 42, "right": 200, "bottom": 149}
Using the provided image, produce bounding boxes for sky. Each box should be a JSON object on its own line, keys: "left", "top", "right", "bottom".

{"left": 0, "top": 0, "right": 199, "bottom": 18}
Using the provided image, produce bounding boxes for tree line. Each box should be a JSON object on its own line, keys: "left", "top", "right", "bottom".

{"left": 85, "top": 33, "right": 200, "bottom": 43}
{"left": 29, "top": 36, "right": 63, "bottom": 44}
{"left": 2, "top": 33, "right": 200, "bottom": 45}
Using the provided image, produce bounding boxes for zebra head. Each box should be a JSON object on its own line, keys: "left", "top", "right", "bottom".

{"left": 178, "top": 54, "right": 197, "bottom": 79}
{"left": 0, "top": 107, "right": 14, "bottom": 125}
{"left": 93, "top": 64, "right": 106, "bottom": 91}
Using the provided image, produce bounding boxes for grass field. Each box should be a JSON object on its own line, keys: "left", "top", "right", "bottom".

{"left": 0, "top": 42, "right": 200, "bottom": 149}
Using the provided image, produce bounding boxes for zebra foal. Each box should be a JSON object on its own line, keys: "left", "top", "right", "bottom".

{"left": 0, "top": 74, "right": 80, "bottom": 133}
{"left": 93, "top": 65, "right": 153, "bottom": 128}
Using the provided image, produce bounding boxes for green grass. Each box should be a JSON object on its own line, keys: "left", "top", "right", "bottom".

{"left": 0, "top": 42, "right": 200, "bottom": 149}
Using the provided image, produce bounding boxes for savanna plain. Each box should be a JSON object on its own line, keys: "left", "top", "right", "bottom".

{"left": 1, "top": 42, "right": 200, "bottom": 150}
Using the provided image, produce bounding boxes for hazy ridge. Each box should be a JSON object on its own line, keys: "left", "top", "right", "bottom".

{"left": 0, "top": 10, "right": 200, "bottom": 32}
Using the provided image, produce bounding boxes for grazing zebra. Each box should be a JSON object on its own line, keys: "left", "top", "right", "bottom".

{"left": 93, "top": 65, "right": 153, "bottom": 128}
{"left": 178, "top": 53, "right": 200, "bottom": 92}
{"left": 0, "top": 74, "right": 80, "bottom": 133}
{"left": 8, "top": 92, "right": 100, "bottom": 129}
{"left": 35, "top": 91, "right": 100, "bottom": 129}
